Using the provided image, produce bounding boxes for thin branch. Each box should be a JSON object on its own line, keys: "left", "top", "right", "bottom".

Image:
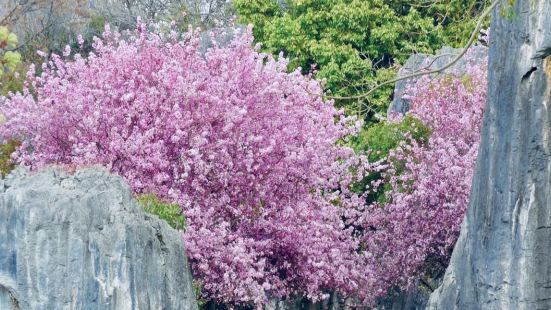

{"left": 408, "top": 53, "right": 457, "bottom": 74}
{"left": 13, "top": 22, "right": 55, "bottom": 52}
{"left": 339, "top": 52, "right": 457, "bottom": 93}
{"left": 0, "top": 5, "right": 19, "bottom": 26}
{"left": 319, "top": 0, "right": 500, "bottom": 102}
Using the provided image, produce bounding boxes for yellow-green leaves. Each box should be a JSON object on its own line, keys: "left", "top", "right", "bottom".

{"left": 0, "top": 26, "right": 18, "bottom": 48}
{"left": 0, "top": 27, "right": 21, "bottom": 78}
{"left": 3, "top": 51, "right": 21, "bottom": 71}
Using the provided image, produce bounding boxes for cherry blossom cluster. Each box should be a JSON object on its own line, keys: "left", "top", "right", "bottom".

{"left": 358, "top": 50, "right": 487, "bottom": 297}
{"left": 0, "top": 25, "right": 372, "bottom": 306}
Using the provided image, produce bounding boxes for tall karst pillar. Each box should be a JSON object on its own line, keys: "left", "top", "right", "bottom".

{"left": 428, "top": 0, "right": 551, "bottom": 309}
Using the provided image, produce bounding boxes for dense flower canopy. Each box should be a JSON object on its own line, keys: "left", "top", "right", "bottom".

{"left": 359, "top": 51, "right": 487, "bottom": 295}
{"left": 0, "top": 24, "right": 372, "bottom": 305}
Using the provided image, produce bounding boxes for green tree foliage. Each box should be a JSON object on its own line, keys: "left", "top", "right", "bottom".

{"left": 234, "top": 0, "right": 490, "bottom": 116}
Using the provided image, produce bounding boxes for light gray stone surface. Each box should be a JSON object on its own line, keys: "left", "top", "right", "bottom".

{"left": 388, "top": 46, "right": 487, "bottom": 115}
{"left": 428, "top": 0, "right": 551, "bottom": 309}
{"left": 0, "top": 168, "right": 197, "bottom": 310}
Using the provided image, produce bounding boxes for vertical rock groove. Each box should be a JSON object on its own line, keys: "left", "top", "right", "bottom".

{"left": 428, "top": 0, "right": 551, "bottom": 309}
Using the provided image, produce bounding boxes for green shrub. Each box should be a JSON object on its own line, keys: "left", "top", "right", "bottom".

{"left": 0, "top": 140, "right": 20, "bottom": 178}
{"left": 193, "top": 280, "right": 209, "bottom": 309}
{"left": 1, "top": 63, "right": 27, "bottom": 96}
{"left": 353, "top": 114, "right": 431, "bottom": 160}
{"left": 350, "top": 115, "right": 431, "bottom": 203}
{"left": 137, "top": 194, "right": 186, "bottom": 230}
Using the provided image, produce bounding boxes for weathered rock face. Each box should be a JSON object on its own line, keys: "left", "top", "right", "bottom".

{"left": 0, "top": 168, "right": 197, "bottom": 310}
{"left": 388, "top": 45, "right": 488, "bottom": 115}
{"left": 428, "top": 0, "right": 551, "bottom": 309}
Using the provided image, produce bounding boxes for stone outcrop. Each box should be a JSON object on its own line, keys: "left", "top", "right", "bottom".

{"left": 428, "top": 0, "right": 551, "bottom": 309}
{"left": 0, "top": 168, "right": 197, "bottom": 310}
{"left": 388, "top": 45, "right": 488, "bottom": 115}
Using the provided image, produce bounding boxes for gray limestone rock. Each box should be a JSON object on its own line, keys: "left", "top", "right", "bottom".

{"left": 428, "top": 0, "right": 551, "bottom": 309}
{"left": 388, "top": 46, "right": 488, "bottom": 115}
{"left": 0, "top": 167, "right": 197, "bottom": 310}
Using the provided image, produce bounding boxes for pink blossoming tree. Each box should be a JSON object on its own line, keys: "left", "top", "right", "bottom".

{"left": 357, "top": 52, "right": 487, "bottom": 297}
{"left": 0, "top": 25, "right": 372, "bottom": 306}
